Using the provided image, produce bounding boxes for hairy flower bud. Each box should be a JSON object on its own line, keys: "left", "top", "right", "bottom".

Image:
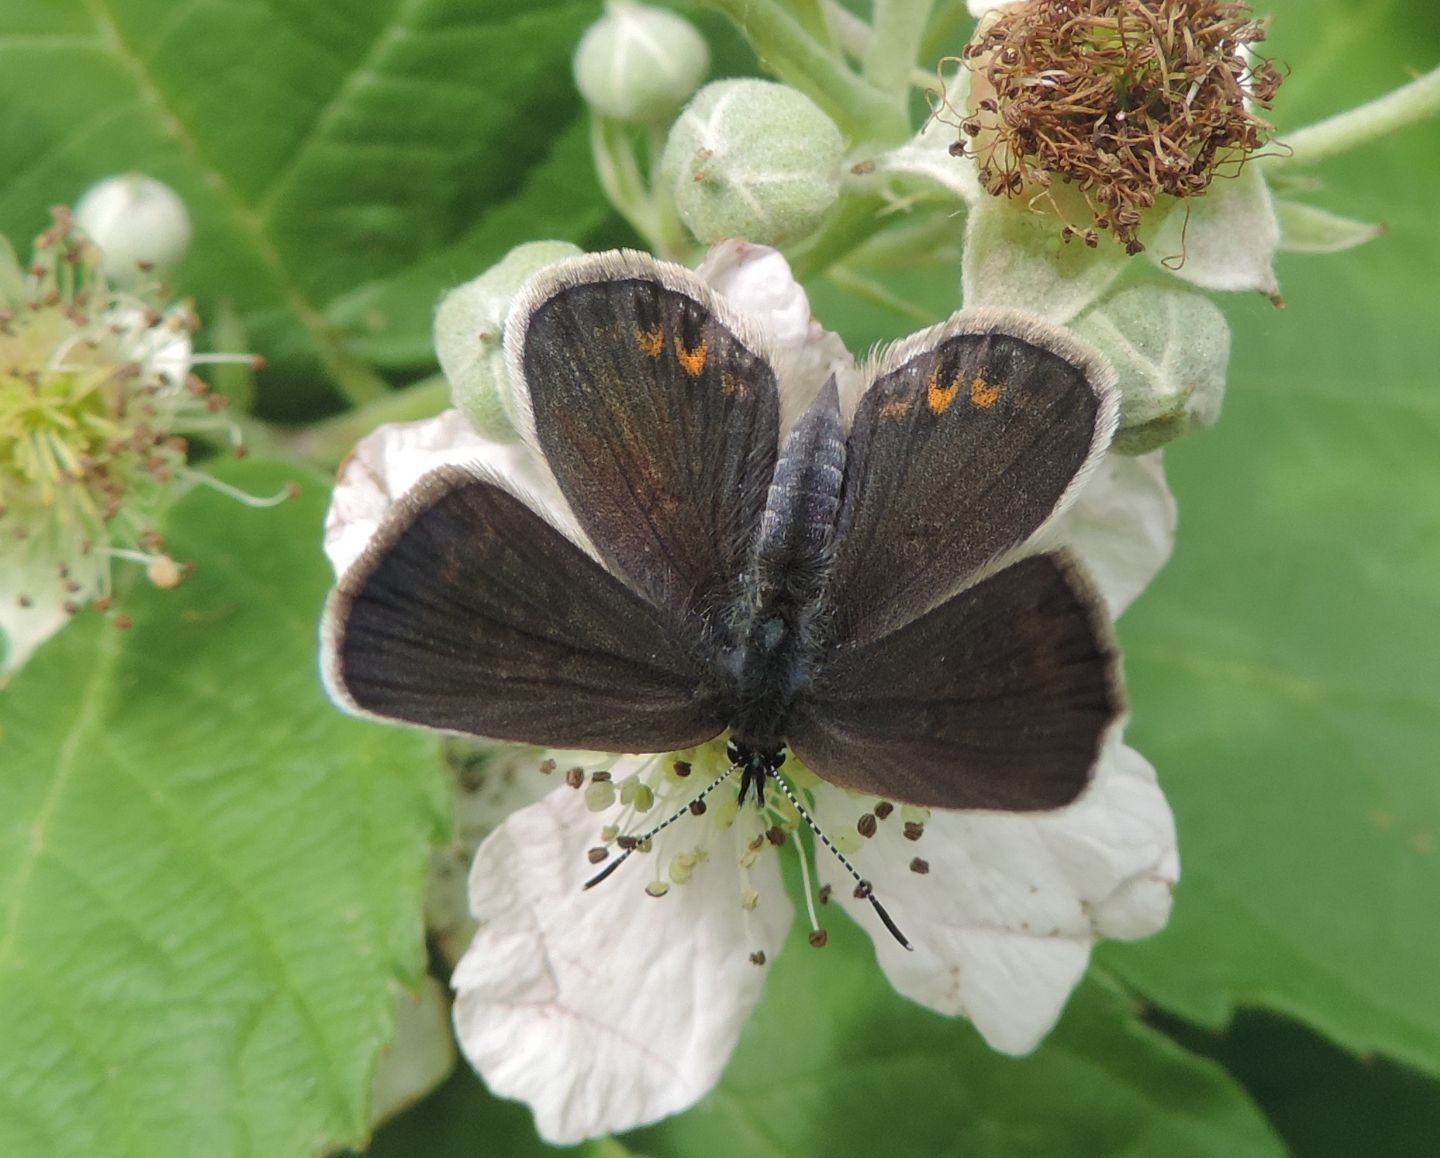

{"left": 434, "top": 242, "right": 583, "bottom": 439}
{"left": 74, "top": 173, "right": 191, "bottom": 283}
{"left": 662, "top": 80, "right": 845, "bottom": 247}
{"left": 1073, "top": 284, "right": 1230, "bottom": 452}
{"left": 574, "top": 0, "right": 709, "bottom": 125}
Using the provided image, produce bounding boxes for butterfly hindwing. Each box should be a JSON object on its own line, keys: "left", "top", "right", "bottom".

{"left": 788, "top": 551, "right": 1123, "bottom": 811}
{"left": 827, "top": 309, "right": 1118, "bottom": 644}
{"left": 510, "top": 251, "right": 780, "bottom": 644}
{"left": 323, "top": 466, "right": 727, "bottom": 753}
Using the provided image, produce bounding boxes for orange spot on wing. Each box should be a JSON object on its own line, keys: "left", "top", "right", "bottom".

{"left": 634, "top": 323, "right": 665, "bottom": 358}
{"left": 721, "top": 371, "right": 748, "bottom": 398}
{"left": 879, "top": 399, "right": 910, "bottom": 419}
{"left": 970, "top": 373, "right": 1003, "bottom": 409}
{"left": 674, "top": 334, "right": 709, "bottom": 377}
{"left": 926, "top": 366, "right": 961, "bottom": 415}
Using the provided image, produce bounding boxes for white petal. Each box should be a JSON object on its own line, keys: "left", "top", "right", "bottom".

{"left": 0, "top": 579, "right": 79, "bottom": 676}
{"left": 0, "top": 527, "right": 104, "bottom": 675}
{"left": 322, "top": 410, "right": 563, "bottom": 578}
{"left": 368, "top": 976, "right": 456, "bottom": 1128}
{"left": 1148, "top": 165, "right": 1282, "bottom": 299}
{"left": 696, "top": 239, "right": 859, "bottom": 426}
{"left": 967, "top": 0, "right": 1016, "bottom": 15}
{"left": 814, "top": 742, "right": 1176, "bottom": 1055}
{"left": 428, "top": 744, "right": 568, "bottom": 968}
{"left": 452, "top": 784, "right": 794, "bottom": 1144}
{"left": 105, "top": 305, "right": 193, "bottom": 390}
{"left": 1040, "top": 451, "right": 1177, "bottom": 617}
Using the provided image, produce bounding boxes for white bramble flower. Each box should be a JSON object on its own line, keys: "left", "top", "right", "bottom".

{"left": 0, "top": 209, "right": 269, "bottom": 675}
{"left": 323, "top": 242, "right": 1179, "bottom": 1143}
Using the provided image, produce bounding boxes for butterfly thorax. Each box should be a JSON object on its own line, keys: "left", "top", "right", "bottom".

{"left": 724, "top": 378, "right": 846, "bottom": 763}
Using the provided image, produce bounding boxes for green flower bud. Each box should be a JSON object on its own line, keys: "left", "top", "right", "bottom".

{"left": 662, "top": 80, "right": 845, "bottom": 247}
{"left": 434, "top": 241, "right": 583, "bottom": 439}
{"left": 74, "top": 173, "right": 191, "bottom": 283}
{"left": 574, "top": 0, "right": 709, "bottom": 125}
{"left": 1073, "top": 285, "right": 1230, "bottom": 454}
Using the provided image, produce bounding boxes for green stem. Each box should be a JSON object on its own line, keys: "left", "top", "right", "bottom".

{"left": 279, "top": 374, "right": 452, "bottom": 468}
{"left": 917, "top": 0, "right": 975, "bottom": 72}
{"left": 698, "top": 0, "right": 907, "bottom": 142}
{"left": 826, "top": 263, "right": 937, "bottom": 323}
{"left": 850, "top": 213, "right": 961, "bottom": 268}
{"left": 590, "top": 115, "right": 660, "bottom": 249}
{"left": 1269, "top": 64, "right": 1440, "bottom": 170}
{"left": 787, "top": 192, "right": 890, "bottom": 282}
{"left": 785, "top": 0, "right": 835, "bottom": 49}
{"left": 227, "top": 412, "right": 288, "bottom": 462}
{"left": 326, "top": 349, "right": 392, "bottom": 408}
{"left": 646, "top": 123, "right": 694, "bottom": 262}
{"left": 864, "top": 0, "right": 936, "bottom": 101}
{"left": 824, "top": 0, "right": 870, "bottom": 60}
{"left": 589, "top": 1138, "right": 640, "bottom": 1158}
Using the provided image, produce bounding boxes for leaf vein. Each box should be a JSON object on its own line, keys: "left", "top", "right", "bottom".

{"left": 81, "top": 0, "right": 389, "bottom": 403}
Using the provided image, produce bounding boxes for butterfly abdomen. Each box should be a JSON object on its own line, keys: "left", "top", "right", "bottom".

{"left": 726, "top": 377, "right": 846, "bottom": 754}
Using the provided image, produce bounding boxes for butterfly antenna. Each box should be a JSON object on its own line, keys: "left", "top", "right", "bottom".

{"left": 768, "top": 774, "right": 913, "bottom": 952}
{"left": 771, "top": 777, "right": 915, "bottom": 950}
{"left": 583, "top": 761, "right": 741, "bottom": 890}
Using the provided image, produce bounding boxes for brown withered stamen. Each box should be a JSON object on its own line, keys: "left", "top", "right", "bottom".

{"left": 946, "top": 0, "right": 1283, "bottom": 252}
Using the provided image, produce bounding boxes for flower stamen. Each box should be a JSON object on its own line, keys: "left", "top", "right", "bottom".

{"left": 583, "top": 757, "right": 740, "bottom": 889}
{"left": 793, "top": 820, "right": 826, "bottom": 943}
{"left": 766, "top": 774, "right": 913, "bottom": 952}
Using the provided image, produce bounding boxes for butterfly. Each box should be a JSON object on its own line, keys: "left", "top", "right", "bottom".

{"left": 322, "top": 250, "right": 1123, "bottom": 934}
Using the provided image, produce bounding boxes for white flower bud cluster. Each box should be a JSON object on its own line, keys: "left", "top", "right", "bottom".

{"left": 573, "top": 3, "right": 846, "bottom": 253}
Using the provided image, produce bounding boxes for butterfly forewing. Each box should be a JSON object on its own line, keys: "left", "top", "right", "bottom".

{"left": 324, "top": 466, "right": 727, "bottom": 752}
{"left": 788, "top": 552, "right": 1122, "bottom": 811}
{"left": 512, "top": 252, "right": 780, "bottom": 643}
{"left": 828, "top": 309, "right": 1117, "bottom": 644}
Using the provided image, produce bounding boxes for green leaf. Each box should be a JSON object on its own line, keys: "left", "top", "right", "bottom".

{"left": 0, "top": 0, "right": 612, "bottom": 417}
{"left": 1102, "top": 0, "right": 1440, "bottom": 1083}
{"left": 1275, "top": 199, "right": 1386, "bottom": 254}
{"left": 628, "top": 919, "right": 1283, "bottom": 1158}
{"left": 1165, "top": 1010, "right": 1440, "bottom": 1158}
{"left": 0, "top": 460, "right": 447, "bottom": 1157}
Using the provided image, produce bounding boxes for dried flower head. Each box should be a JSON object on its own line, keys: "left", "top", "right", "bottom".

{"left": 951, "top": 0, "right": 1283, "bottom": 253}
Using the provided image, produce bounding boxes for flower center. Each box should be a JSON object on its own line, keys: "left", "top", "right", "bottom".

{"left": 550, "top": 736, "right": 929, "bottom": 951}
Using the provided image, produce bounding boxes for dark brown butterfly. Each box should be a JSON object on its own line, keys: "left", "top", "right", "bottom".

{"left": 322, "top": 251, "right": 1123, "bottom": 943}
